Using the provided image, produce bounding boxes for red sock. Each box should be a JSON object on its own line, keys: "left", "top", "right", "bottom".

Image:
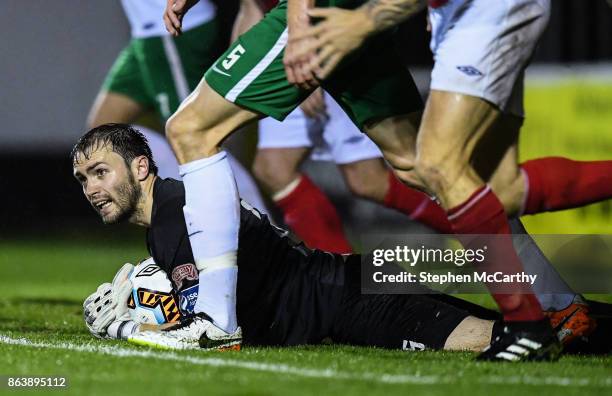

{"left": 448, "top": 186, "right": 544, "bottom": 322}
{"left": 521, "top": 157, "right": 612, "bottom": 215}
{"left": 383, "top": 171, "right": 453, "bottom": 233}
{"left": 275, "top": 175, "right": 352, "bottom": 254}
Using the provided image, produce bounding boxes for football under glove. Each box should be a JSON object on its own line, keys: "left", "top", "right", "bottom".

{"left": 83, "top": 263, "right": 135, "bottom": 339}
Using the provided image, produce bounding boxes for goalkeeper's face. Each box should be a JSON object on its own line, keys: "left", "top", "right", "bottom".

{"left": 73, "top": 146, "right": 142, "bottom": 224}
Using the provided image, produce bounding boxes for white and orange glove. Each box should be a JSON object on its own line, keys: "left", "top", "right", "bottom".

{"left": 83, "top": 263, "right": 136, "bottom": 339}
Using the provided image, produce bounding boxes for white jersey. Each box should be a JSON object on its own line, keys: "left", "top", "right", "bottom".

{"left": 120, "top": 0, "right": 216, "bottom": 39}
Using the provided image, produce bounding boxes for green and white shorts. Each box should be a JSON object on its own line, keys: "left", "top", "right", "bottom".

{"left": 103, "top": 19, "right": 220, "bottom": 121}
{"left": 204, "top": 1, "right": 423, "bottom": 131}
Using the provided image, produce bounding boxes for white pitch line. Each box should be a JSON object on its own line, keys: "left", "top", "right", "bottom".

{"left": 1, "top": 334, "right": 610, "bottom": 387}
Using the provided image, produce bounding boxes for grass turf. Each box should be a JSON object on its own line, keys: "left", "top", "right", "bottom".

{"left": 1, "top": 238, "right": 611, "bottom": 395}
{"left": 2, "top": 82, "right": 612, "bottom": 394}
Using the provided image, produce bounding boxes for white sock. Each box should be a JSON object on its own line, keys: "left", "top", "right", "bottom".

{"left": 180, "top": 152, "right": 239, "bottom": 332}
{"left": 194, "top": 263, "right": 238, "bottom": 333}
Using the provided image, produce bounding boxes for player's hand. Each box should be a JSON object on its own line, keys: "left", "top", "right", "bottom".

{"left": 300, "top": 88, "right": 327, "bottom": 119}
{"left": 284, "top": 31, "right": 320, "bottom": 90}
{"left": 83, "top": 263, "right": 134, "bottom": 338}
{"left": 164, "top": 0, "right": 199, "bottom": 36}
{"left": 83, "top": 283, "right": 115, "bottom": 338}
{"left": 288, "top": 7, "right": 374, "bottom": 80}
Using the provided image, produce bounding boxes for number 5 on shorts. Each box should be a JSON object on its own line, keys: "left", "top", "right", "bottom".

{"left": 222, "top": 45, "right": 246, "bottom": 70}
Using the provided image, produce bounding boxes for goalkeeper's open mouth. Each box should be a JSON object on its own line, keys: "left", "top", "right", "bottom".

{"left": 92, "top": 199, "right": 113, "bottom": 217}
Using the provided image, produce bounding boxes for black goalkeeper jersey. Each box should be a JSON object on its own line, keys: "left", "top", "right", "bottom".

{"left": 145, "top": 177, "right": 348, "bottom": 346}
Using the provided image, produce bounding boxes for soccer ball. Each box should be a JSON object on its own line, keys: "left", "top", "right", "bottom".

{"left": 127, "top": 258, "right": 182, "bottom": 325}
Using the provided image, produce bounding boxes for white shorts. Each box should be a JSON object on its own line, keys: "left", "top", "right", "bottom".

{"left": 257, "top": 92, "right": 382, "bottom": 164}
{"left": 429, "top": 0, "right": 550, "bottom": 116}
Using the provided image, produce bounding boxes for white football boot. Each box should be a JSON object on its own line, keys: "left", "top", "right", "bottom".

{"left": 128, "top": 313, "right": 242, "bottom": 351}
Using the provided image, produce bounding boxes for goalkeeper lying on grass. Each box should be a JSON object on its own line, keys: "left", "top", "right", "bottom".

{"left": 72, "top": 124, "right": 610, "bottom": 356}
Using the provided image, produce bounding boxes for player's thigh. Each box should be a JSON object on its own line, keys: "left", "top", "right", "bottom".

{"left": 166, "top": 78, "right": 261, "bottom": 161}
{"left": 87, "top": 91, "right": 146, "bottom": 128}
{"left": 137, "top": 19, "right": 221, "bottom": 120}
{"left": 89, "top": 43, "right": 151, "bottom": 127}
{"left": 203, "top": 2, "right": 309, "bottom": 123}
{"left": 415, "top": 91, "right": 503, "bottom": 190}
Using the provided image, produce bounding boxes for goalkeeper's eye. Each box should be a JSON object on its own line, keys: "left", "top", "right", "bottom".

{"left": 96, "top": 168, "right": 108, "bottom": 178}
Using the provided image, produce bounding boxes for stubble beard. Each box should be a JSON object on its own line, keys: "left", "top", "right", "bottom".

{"left": 102, "top": 172, "right": 142, "bottom": 224}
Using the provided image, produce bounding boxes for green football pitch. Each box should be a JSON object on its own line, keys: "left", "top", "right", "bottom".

{"left": 1, "top": 238, "right": 611, "bottom": 396}
{"left": 1, "top": 81, "right": 611, "bottom": 395}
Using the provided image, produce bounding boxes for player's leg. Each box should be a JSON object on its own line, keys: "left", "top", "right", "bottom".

{"left": 316, "top": 91, "right": 452, "bottom": 232}
{"left": 444, "top": 317, "right": 496, "bottom": 352}
{"left": 87, "top": 42, "right": 151, "bottom": 128}
{"left": 252, "top": 147, "right": 309, "bottom": 194}
{"left": 339, "top": 158, "right": 388, "bottom": 203}
{"left": 87, "top": 92, "right": 146, "bottom": 128}
{"left": 165, "top": 78, "right": 259, "bottom": 334}
{"left": 254, "top": 97, "right": 353, "bottom": 253}
{"left": 520, "top": 157, "right": 612, "bottom": 215}
{"left": 164, "top": 3, "right": 310, "bottom": 335}
{"left": 332, "top": 277, "right": 497, "bottom": 352}
{"left": 318, "top": 28, "right": 447, "bottom": 223}
{"left": 415, "top": 90, "right": 548, "bottom": 320}
{"left": 321, "top": 94, "right": 388, "bottom": 203}
{"left": 476, "top": 116, "right": 612, "bottom": 217}
{"left": 482, "top": 121, "right": 597, "bottom": 345}
{"left": 134, "top": 24, "right": 267, "bottom": 212}
{"left": 416, "top": 0, "right": 560, "bottom": 361}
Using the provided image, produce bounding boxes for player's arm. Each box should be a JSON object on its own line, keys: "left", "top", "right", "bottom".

{"left": 288, "top": 0, "right": 427, "bottom": 79}
{"left": 284, "top": 0, "right": 319, "bottom": 90}
{"left": 231, "top": 0, "right": 265, "bottom": 42}
{"left": 164, "top": 0, "right": 200, "bottom": 36}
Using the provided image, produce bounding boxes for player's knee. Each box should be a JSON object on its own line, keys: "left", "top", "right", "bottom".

{"left": 165, "top": 111, "right": 183, "bottom": 142}
{"left": 165, "top": 110, "right": 214, "bottom": 154}
{"left": 165, "top": 111, "right": 190, "bottom": 144}
{"left": 379, "top": 155, "right": 431, "bottom": 194}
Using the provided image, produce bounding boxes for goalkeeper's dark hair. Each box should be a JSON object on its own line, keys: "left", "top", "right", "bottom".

{"left": 70, "top": 123, "right": 158, "bottom": 175}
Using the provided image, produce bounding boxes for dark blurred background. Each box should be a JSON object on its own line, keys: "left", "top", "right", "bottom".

{"left": 1, "top": 0, "right": 611, "bottom": 237}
